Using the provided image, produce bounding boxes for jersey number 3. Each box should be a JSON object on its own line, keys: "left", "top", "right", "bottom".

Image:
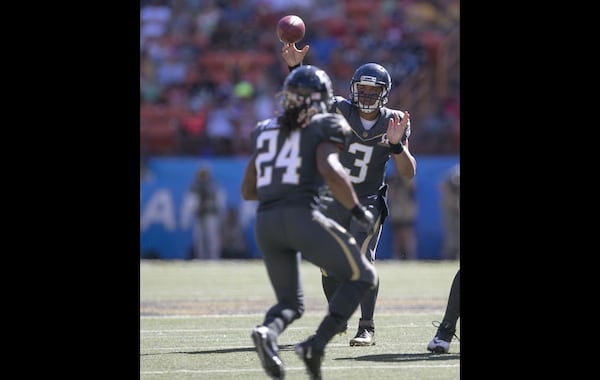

{"left": 346, "top": 142, "right": 373, "bottom": 183}
{"left": 255, "top": 129, "right": 301, "bottom": 187}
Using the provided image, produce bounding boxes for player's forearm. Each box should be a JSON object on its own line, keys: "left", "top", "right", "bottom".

{"left": 323, "top": 170, "right": 359, "bottom": 210}
{"left": 317, "top": 146, "right": 359, "bottom": 210}
{"left": 392, "top": 146, "right": 417, "bottom": 179}
{"left": 241, "top": 157, "right": 258, "bottom": 200}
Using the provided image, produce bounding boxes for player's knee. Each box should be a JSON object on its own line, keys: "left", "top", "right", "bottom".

{"left": 361, "top": 265, "right": 378, "bottom": 289}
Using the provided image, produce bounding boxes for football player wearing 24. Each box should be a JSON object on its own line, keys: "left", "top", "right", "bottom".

{"left": 282, "top": 43, "right": 417, "bottom": 347}
{"left": 243, "top": 65, "right": 379, "bottom": 380}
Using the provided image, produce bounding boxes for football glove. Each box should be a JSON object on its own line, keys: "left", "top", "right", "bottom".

{"left": 351, "top": 205, "right": 375, "bottom": 235}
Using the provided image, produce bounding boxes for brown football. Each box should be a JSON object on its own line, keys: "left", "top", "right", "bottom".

{"left": 276, "top": 15, "right": 305, "bottom": 44}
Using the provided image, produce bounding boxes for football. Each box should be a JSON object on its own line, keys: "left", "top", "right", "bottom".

{"left": 276, "top": 15, "right": 305, "bottom": 44}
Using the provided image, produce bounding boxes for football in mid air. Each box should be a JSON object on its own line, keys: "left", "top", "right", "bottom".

{"left": 276, "top": 15, "right": 305, "bottom": 44}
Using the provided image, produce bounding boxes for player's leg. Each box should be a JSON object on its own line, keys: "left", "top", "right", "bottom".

{"left": 252, "top": 210, "right": 305, "bottom": 379}
{"left": 349, "top": 217, "right": 382, "bottom": 347}
{"left": 294, "top": 211, "right": 378, "bottom": 378}
{"left": 318, "top": 199, "right": 351, "bottom": 333}
{"left": 320, "top": 269, "right": 348, "bottom": 334}
{"left": 296, "top": 277, "right": 376, "bottom": 378}
{"left": 427, "top": 269, "right": 460, "bottom": 353}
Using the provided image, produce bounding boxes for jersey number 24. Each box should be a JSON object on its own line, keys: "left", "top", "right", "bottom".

{"left": 255, "top": 129, "right": 301, "bottom": 187}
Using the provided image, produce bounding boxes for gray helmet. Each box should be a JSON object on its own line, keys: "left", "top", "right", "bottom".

{"left": 282, "top": 65, "right": 334, "bottom": 113}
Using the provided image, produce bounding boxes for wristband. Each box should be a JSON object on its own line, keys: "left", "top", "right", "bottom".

{"left": 389, "top": 142, "right": 404, "bottom": 154}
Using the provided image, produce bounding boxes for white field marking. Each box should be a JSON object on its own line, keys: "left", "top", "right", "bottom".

{"left": 140, "top": 314, "right": 262, "bottom": 319}
{"left": 141, "top": 363, "right": 459, "bottom": 375}
{"left": 140, "top": 344, "right": 460, "bottom": 352}
{"left": 139, "top": 311, "right": 443, "bottom": 319}
{"left": 141, "top": 341, "right": 460, "bottom": 352}
{"left": 140, "top": 324, "right": 427, "bottom": 333}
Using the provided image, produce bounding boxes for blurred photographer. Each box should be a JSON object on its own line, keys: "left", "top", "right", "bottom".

{"left": 440, "top": 164, "right": 460, "bottom": 260}
{"left": 190, "top": 166, "right": 224, "bottom": 260}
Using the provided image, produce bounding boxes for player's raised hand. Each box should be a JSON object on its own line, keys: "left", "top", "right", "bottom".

{"left": 282, "top": 42, "right": 310, "bottom": 68}
{"left": 387, "top": 111, "right": 410, "bottom": 145}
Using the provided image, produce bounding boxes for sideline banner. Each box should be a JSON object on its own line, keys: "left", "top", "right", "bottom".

{"left": 140, "top": 156, "right": 459, "bottom": 259}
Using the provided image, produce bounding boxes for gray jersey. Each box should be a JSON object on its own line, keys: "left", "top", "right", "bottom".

{"left": 332, "top": 96, "right": 410, "bottom": 198}
{"left": 317, "top": 97, "right": 411, "bottom": 261}
{"left": 250, "top": 111, "right": 377, "bottom": 299}
{"left": 251, "top": 113, "right": 351, "bottom": 211}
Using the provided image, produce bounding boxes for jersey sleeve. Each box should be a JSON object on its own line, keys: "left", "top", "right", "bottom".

{"left": 311, "top": 113, "right": 352, "bottom": 150}
{"left": 250, "top": 118, "right": 274, "bottom": 153}
{"left": 331, "top": 96, "right": 351, "bottom": 115}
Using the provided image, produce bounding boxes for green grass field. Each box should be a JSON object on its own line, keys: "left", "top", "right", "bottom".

{"left": 140, "top": 259, "right": 460, "bottom": 379}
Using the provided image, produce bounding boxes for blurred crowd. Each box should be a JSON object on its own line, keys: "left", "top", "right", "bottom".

{"left": 140, "top": 0, "right": 460, "bottom": 163}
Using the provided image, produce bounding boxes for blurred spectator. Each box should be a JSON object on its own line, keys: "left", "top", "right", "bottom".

{"left": 140, "top": 0, "right": 460, "bottom": 157}
{"left": 204, "top": 93, "right": 235, "bottom": 155}
{"left": 194, "top": 0, "right": 221, "bottom": 47}
{"left": 156, "top": 51, "right": 188, "bottom": 88}
{"left": 252, "top": 82, "right": 277, "bottom": 120}
{"left": 305, "top": 22, "right": 339, "bottom": 68}
{"left": 411, "top": 100, "right": 457, "bottom": 154}
{"left": 220, "top": 207, "right": 248, "bottom": 259}
{"left": 224, "top": 80, "right": 259, "bottom": 152}
{"left": 140, "top": 50, "right": 163, "bottom": 103}
{"left": 190, "top": 166, "right": 224, "bottom": 259}
{"left": 387, "top": 173, "right": 418, "bottom": 260}
{"left": 140, "top": 0, "right": 172, "bottom": 49}
{"left": 439, "top": 163, "right": 459, "bottom": 260}
{"left": 176, "top": 106, "right": 208, "bottom": 155}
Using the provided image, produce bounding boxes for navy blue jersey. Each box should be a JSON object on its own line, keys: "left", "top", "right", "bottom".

{"left": 250, "top": 113, "right": 351, "bottom": 210}
{"left": 332, "top": 96, "right": 410, "bottom": 198}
